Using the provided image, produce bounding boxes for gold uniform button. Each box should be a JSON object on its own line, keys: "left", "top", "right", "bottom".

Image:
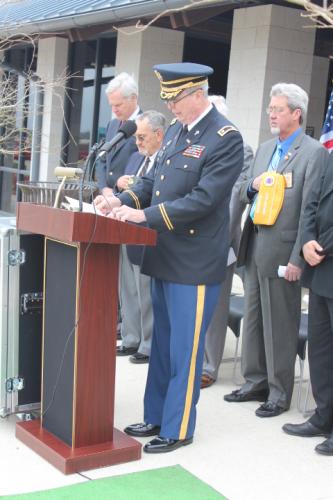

{"left": 189, "top": 229, "right": 195, "bottom": 235}
{"left": 161, "top": 175, "right": 165, "bottom": 180}
{"left": 156, "top": 190, "right": 160, "bottom": 196}
{"left": 166, "top": 159, "right": 170, "bottom": 165}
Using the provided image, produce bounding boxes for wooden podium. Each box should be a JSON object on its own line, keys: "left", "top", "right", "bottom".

{"left": 15, "top": 203, "right": 157, "bottom": 474}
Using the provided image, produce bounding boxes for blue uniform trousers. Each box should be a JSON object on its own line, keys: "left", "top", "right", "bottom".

{"left": 144, "top": 278, "right": 221, "bottom": 440}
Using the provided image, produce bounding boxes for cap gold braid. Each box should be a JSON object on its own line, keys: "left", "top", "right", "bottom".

{"left": 160, "top": 78, "right": 208, "bottom": 100}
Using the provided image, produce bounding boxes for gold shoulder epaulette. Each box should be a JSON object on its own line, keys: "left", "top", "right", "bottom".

{"left": 170, "top": 118, "right": 178, "bottom": 125}
{"left": 217, "top": 125, "right": 238, "bottom": 137}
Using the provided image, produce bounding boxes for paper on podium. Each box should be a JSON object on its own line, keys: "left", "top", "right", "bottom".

{"left": 62, "top": 196, "right": 104, "bottom": 216}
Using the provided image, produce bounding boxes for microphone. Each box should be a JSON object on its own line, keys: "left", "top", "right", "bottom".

{"left": 97, "top": 120, "right": 137, "bottom": 159}
{"left": 54, "top": 166, "right": 83, "bottom": 179}
{"left": 90, "top": 138, "right": 105, "bottom": 154}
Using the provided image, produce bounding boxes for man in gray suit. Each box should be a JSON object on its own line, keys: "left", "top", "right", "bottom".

{"left": 201, "top": 96, "right": 253, "bottom": 388}
{"left": 224, "top": 83, "right": 328, "bottom": 416}
{"left": 116, "top": 111, "right": 166, "bottom": 363}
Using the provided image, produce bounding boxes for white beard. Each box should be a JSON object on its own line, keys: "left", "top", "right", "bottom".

{"left": 270, "top": 126, "right": 280, "bottom": 136}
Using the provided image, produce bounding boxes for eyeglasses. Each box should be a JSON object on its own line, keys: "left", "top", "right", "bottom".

{"left": 166, "top": 88, "right": 200, "bottom": 107}
{"left": 266, "top": 106, "right": 287, "bottom": 115}
{"left": 136, "top": 134, "right": 147, "bottom": 142}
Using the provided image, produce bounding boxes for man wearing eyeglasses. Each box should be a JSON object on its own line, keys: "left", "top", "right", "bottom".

{"left": 224, "top": 83, "right": 328, "bottom": 417}
{"left": 116, "top": 111, "right": 166, "bottom": 364}
{"left": 95, "top": 62, "right": 244, "bottom": 452}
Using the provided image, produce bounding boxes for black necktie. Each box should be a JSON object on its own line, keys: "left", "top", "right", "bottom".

{"left": 139, "top": 156, "right": 150, "bottom": 177}
{"left": 177, "top": 125, "right": 188, "bottom": 144}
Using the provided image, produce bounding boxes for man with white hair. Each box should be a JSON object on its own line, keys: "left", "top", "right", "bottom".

{"left": 96, "top": 72, "right": 141, "bottom": 196}
{"left": 224, "top": 83, "right": 328, "bottom": 417}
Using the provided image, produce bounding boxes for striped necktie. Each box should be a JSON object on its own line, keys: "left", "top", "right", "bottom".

{"left": 139, "top": 156, "right": 150, "bottom": 177}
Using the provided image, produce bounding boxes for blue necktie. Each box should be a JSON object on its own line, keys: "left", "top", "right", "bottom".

{"left": 250, "top": 145, "right": 283, "bottom": 220}
{"left": 269, "top": 145, "right": 283, "bottom": 171}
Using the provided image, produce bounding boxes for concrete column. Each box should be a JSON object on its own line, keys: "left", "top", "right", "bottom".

{"left": 226, "top": 4, "right": 316, "bottom": 151}
{"left": 115, "top": 26, "right": 185, "bottom": 118}
{"left": 307, "top": 56, "right": 330, "bottom": 140}
{"left": 36, "top": 37, "right": 69, "bottom": 181}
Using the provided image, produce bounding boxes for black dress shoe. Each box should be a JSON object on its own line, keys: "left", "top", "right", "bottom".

{"left": 129, "top": 352, "right": 149, "bottom": 364}
{"left": 315, "top": 436, "right": 333, "bottom": 455}
{"left": 124, "top": 422, "right": 161, "bottom": 437}
{"left": 282, "top": 421, "right": 331, "bottom": 438}
{"left": 224, "top": 388, "right": 269, "bottom": 403}
{"left": 255, "top": 401, "right": 286, "bottom": 418}
{"left": 116, "top": 345, "right": 138, "bottom": 356}
{"left": 144, "top": 436, "right": 193, "bottom": 454}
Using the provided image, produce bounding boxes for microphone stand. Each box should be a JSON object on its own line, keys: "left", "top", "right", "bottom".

{"left": 79, "top": 140, "right": 105, "bottom": 212}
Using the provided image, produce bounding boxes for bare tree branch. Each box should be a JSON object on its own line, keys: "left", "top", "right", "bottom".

{"left": 0, "top": 31, "right": 76, "bottom": 160}
{"left": 286, "top": 0, "right": 333, "bottom": 28}
{"left": 114, "top": 0, "right": 223, "bottom": 35}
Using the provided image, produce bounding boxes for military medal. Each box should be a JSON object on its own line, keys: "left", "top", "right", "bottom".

{"left": 183, "top": 145, "right": 205, "bottom": 158}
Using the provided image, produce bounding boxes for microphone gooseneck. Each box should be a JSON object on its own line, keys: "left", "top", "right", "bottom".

{"left": 97, "top": 120, "right": 137, "bottom": 159}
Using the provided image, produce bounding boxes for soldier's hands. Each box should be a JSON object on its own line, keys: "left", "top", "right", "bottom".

{"left": 116, "top": 175, "right": 132, "bottom": 191}
{"left": 94, "top": 193, "right": 121, "bottom": 215}
{"left": 102, "top": 187, "right": 114, "bottom": 198}
{"left": 284, "top": 262, "right": 302, "bottom": 281}
{"left": 109, "top": 205, "right": 146, "bottom": 223}
{"left": 251, "top": 174, "right": 263, "bottom": 192}
{"left": 302, "top": 240, "right": 325, "bottom": 267}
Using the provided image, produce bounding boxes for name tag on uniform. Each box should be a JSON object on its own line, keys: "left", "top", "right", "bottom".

{"left": 284, "top": 172, "right": 293, "bottom": 188}
{"left": 183, "top": 145, "right": 205, "bottom": 158}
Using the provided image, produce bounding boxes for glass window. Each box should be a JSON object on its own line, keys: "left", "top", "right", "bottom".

{"left": 65, "top": 37, "right": 116, "bottom": 165}
{"left": 0, "top": 47, "right": 35, "bottom": 212}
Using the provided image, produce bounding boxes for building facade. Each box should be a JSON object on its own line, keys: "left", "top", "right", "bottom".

{"left": 0, "top": 0, "right": 332, "bottom": 212}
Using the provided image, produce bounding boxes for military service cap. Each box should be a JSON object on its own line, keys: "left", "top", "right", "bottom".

{"left": 153, "top": 62, "right": 214, "bottom": 101}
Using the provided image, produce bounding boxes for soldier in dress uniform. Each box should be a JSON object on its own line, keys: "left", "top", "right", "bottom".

{"left": 95, "top": 62, "right": 244, "bottom": 453}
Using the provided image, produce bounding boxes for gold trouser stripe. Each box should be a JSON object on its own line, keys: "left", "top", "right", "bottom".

{"left": 179, "top": 285, "right": 206, "bottom": 440}
{"left": 127, "top": 190, "right": 141, "bottom": 209}
{"left": 159, "top": 203, "right": 174, "bottom": 230}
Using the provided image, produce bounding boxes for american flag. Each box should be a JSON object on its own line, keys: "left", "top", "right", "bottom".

{"left": 320, "top": 89, "right": 333, "bottom": 152}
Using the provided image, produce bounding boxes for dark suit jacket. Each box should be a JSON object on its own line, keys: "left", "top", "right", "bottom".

{"left": 119, "top": 106, "right": 244, "bottom": 285}
{"left": 301, "top": 152, "right": 333, "bottom": 299}
{"left": 95, "top": 118, "right": 138, "bottom": 190}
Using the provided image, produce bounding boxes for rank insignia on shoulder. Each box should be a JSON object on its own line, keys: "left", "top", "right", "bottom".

{"left": 170, "top": 118, "right": 177, "bottom": 125}
{"left": 217, "top": 126, "right": 238, "bottom": 137}
{"left": 183, "top": 145, "right": 206, "bottom": 158}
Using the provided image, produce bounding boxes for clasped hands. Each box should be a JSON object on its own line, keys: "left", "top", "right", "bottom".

{"left": 94, "top": 192, "right": 146, "bottom": 223}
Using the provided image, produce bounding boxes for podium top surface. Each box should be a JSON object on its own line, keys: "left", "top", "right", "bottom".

{"left": 16, "top": 203, "right": 157, "bottom": 246}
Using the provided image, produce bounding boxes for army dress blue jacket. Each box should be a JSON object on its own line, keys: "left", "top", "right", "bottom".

{"left": 118, "top": 106, "right": 244, "bottom": 285}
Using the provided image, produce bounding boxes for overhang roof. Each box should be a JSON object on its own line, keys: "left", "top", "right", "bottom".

{"left": 0, "top": 0, "right": 235, "bottom": 34}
